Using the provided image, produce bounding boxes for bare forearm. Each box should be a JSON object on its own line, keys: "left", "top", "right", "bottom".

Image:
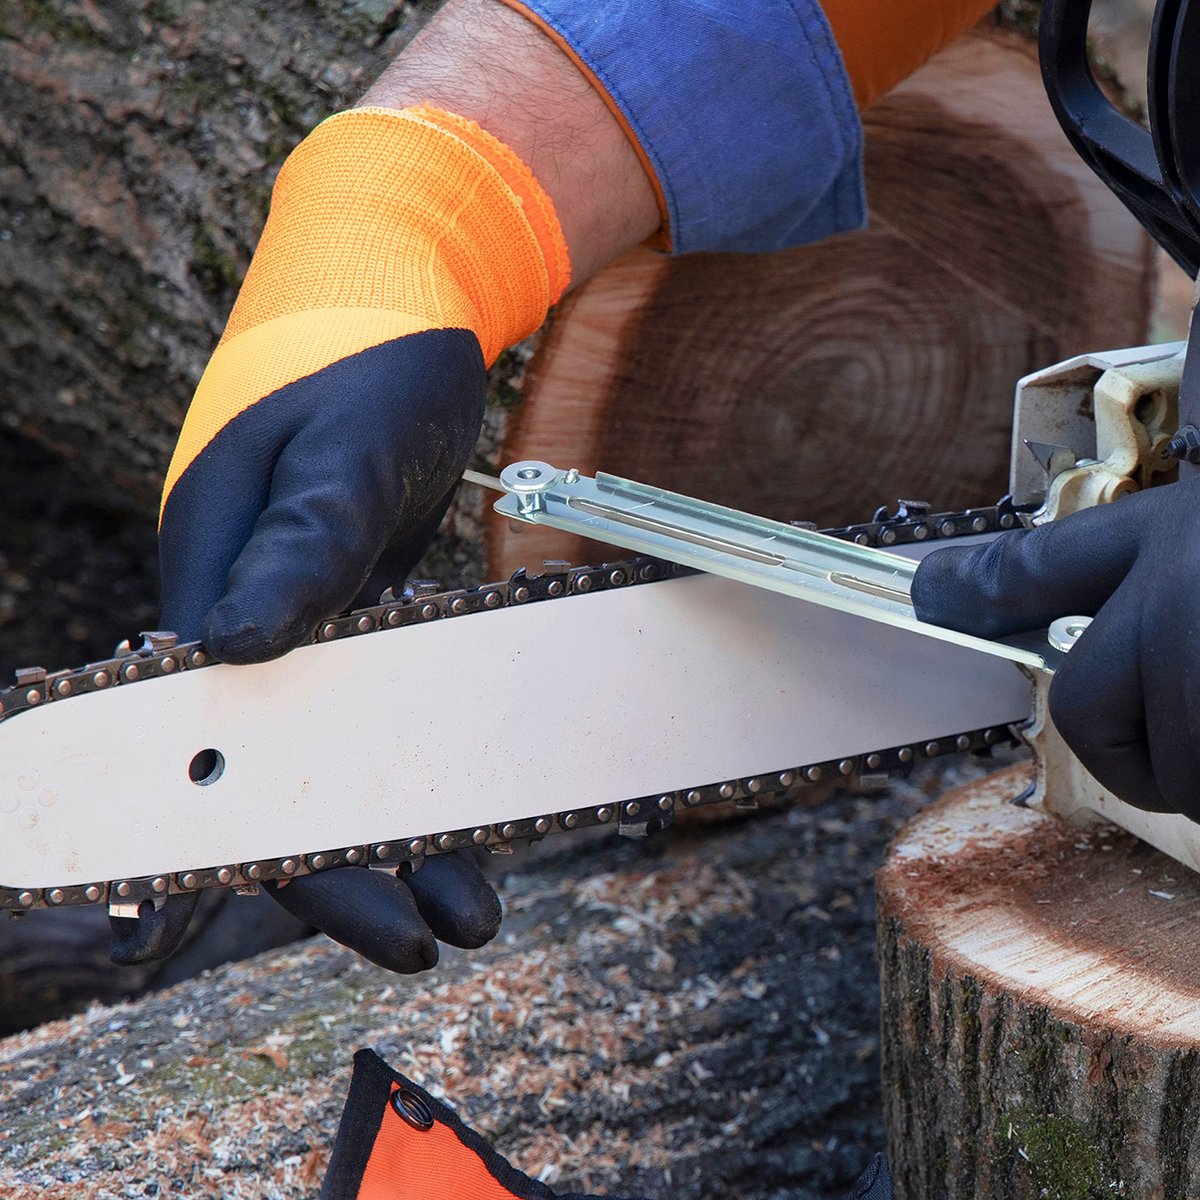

{"left": 359, "top": 0, "right": 660, "bottom": 286}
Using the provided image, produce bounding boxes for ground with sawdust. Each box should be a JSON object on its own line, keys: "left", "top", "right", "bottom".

{"left": 0, "top": 749, "right": 1022, "bottom": 1200}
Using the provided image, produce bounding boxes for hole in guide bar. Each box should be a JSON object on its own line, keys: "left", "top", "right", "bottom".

{"left": 189, "top": 748, "right": 225, "bottom": 786}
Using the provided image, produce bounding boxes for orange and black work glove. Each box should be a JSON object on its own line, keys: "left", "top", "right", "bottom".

{"left": 109, "top": 105, "right": 568, "bottom": 969}
{"left": 320, "top": 1050, "right": 894, "bottom": 1200}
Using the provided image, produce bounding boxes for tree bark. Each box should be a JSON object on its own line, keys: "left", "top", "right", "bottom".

{"left": 878, "top": 763, "right": 1200, "bottom": 1200}
{"left": 0, "top": 0, "right": 438, "bottom": 513}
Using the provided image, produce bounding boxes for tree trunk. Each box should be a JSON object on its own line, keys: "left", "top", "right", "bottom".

{"left": 877, "top": 763, "right": 1200, "bottom": 1200}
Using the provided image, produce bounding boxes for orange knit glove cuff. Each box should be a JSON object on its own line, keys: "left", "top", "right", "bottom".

{"left": 223, "top": 103, "right": 571, "bottom": 364}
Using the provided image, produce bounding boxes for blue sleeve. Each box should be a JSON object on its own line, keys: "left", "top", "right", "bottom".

{"left": 510, "top": 0, "right": 866, "bottom": 255}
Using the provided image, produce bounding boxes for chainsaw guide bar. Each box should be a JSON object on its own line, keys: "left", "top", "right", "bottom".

{"left": 0, "top": 497, "right": 1032, "bottom": 918}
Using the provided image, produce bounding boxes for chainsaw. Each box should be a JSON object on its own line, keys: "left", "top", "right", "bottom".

{"left": 5, "top": 0, "right": 1200, "bottom": 922}
{"left": 0, "top": 335, "right": 1190, "bottom": 920}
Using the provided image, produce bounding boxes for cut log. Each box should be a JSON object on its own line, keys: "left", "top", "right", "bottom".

{"left": 0, "top": 753, "right": 1013, "bottom": 1200}
{"left": 877, "top": 762, "right": 1200, "bottom": 1199}
{"left": 486, "top": 28, "right": 1155, "bottom": 577}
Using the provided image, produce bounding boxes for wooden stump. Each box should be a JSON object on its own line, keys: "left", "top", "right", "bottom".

{"left": 877, "top": 763, "right": 1200, "bottom": 1200}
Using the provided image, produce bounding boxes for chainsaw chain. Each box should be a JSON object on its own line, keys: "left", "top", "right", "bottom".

{"left": 0, "top": 495, "right": 1028, "bottom": 914}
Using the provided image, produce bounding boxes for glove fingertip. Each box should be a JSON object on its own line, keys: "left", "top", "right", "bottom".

{"left": 108, "top": 894, "right": 198, "bottom": 965}
{"left": 200, "top": 601, "right": 309, "bottom": 665}
{"left": 438, "top": 887, "right": 503, "bottom": 950}
{"left": 911, "top": 543, "right": 998, "bottom": 635}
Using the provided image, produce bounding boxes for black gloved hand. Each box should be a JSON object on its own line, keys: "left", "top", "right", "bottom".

{"left": 108, "top": 102, "right": 571, "bottom": 971}
{"left": 912, "top": 479, "right": 1200, "bottom": 818}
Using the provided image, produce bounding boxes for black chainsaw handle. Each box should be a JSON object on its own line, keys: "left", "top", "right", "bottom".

{"left": 1040, "top": 0, "right": 1200, "bottom": 278}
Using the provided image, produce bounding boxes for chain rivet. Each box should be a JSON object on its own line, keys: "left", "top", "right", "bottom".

{"left": 180, "top": 873, "right": 198, "bottom": 890}
{"left": 55, "top": 679, "right": 73, "bottom": 697}
{"left": 280, "top": 858, "right": 297, "bottom": 875}
{"left": 956, "top": 734, "right": 972, "bottom": 751}
{"left": 375, "top": 844, "right": 391, "bottom": 860}
{"left": 838, "top": 759, "right": 855, "bottom": 776}
{"left": 345, "top": 849, "right": 362, "bottom": 864}
{"left": 804, "top": 766, "right": 823, "bottom": 782}
{"left": 309, "top": 854, "right": 327, "bottom": 870}
{"left": 84, "top": 885, "right": 102, "bottom": 903}
{"left": 25, "top": 689, "right": 42, "bottom": 705}
{"left": 686, "top": 789, "right": 703, "bottom": 806}
{"left": 718, "top": 783, "right": 735, "bottom": 800}
{"left": 47, "top": 888, "right": 64, "bottom": 905}
{"left": 866, "top": 753, "right": 883, "bottom": 769}
{"left": 576, "top": 575, "right": 593, "bottom": 592}
{"left": 778, "top": 771, "right": 796, "bottom": 788}
{"left": 17, "top": 891, "right": 34, "bottom": 907}
{"left": 924, "top": 741, "right": 940, "bottom": 757}
{"left": 745, "top": 778, "right": 763, "bottom": 794}
{"left": 435, "top": 834, "right": 455, "bottom": 851}
{"left": 217, "top": 867, "right": 234, "bottom": 884}
{"left": 321, "top": 622, "right": 338, "bottom": 639}
{"left": 898, "top": 747, "right": 914, "bottom": 763}
{"left": 501, "top": 823, "right": 518, "bottom": 839}
{"left": 472, "top": 828, "right": 489, "bottom": 845}
{"left": 116, "top": 881, "right": 131, "bottom": 898}
{"left": 514, "top": 586, "right": 530, "bottom": 603}
{"left": 160, "top": 656, "right": 178, "bottom": 674}
{"left": 658, "top": 795, "right": 673, "bottom": 812}
{"left": 451, "top": 598, "right": 468, "bottom": 615}
{"left": 533, "top": 818, "right": 551, "bottom": 834}
{"left": 421, "top": 603, "right": 438, "bottom": 620}
{"left": 596, "top": 806, "right": 613, "bottom": 823}
{"left": 562, "top": 813, "right": 579, "bottom": 829}
{"left": 246, "top": 864, "right": 262, "bottom": 880}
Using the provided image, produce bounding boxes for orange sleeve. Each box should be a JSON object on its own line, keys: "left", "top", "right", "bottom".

{"left": 822, "top": 0, "right": 1000, "bottom": 109}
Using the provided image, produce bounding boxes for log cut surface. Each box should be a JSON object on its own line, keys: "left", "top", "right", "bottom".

{"left": 0, "top": 752, "right": 1019, "bottom": 1200}
{"left": 878, "top": 763, "right": 1200, "bottom": 1200}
